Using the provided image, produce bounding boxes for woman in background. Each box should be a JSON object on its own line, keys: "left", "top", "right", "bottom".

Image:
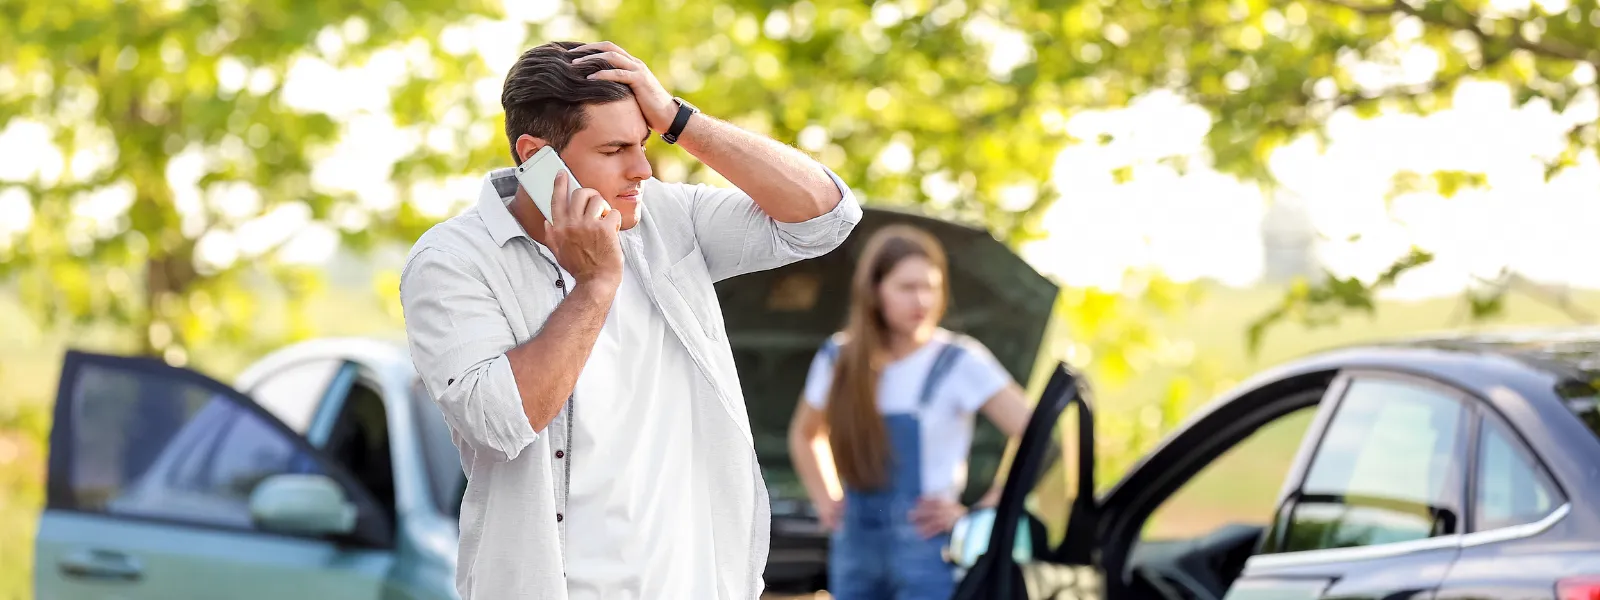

{"left": 787, "top": 224, "right": 1032, "bottom": 599}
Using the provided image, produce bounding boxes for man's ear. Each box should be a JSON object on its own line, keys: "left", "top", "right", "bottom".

{"left": 515, "top": 134, "right": 550, "bottom": 164}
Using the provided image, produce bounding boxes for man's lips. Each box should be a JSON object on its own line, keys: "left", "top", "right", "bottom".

{"left": 616, "top": 189, "right": 640, "bottom": 200}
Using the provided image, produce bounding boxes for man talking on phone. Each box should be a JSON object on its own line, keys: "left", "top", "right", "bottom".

{"left": 398, "top": 41, "right": 860, "bottom": 600}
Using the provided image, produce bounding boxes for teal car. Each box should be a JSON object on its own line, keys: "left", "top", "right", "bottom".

{"left": 34, "top": 338, "right": 462, "bottom": 600}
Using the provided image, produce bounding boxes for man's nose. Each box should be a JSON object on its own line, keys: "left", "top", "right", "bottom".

{"left": 627, "top": 151, "right": 652, "bottom": 182}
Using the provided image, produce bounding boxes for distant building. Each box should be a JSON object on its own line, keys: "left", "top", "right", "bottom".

{"left": 1259, "top": 189, "right": 1321, "bottom": 283}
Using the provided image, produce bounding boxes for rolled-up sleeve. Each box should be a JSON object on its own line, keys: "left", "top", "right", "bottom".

{"left": 683, "top": 164, "right": 863, "bottom": 282}
{"left": 400, "top": 247, "right": 538, "bottom": 463}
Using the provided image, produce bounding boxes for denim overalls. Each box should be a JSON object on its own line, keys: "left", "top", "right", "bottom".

{"left": 823, "top": 337, "right": 970, "bottom": 600}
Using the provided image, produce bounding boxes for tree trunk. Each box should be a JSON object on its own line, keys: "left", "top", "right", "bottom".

{"left": 140, "top": 250, "right": 196, "bottom": 358}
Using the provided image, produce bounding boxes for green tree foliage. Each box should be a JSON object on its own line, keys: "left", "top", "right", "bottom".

{"left": 5, "top": 0, "right": 1596, "bottom": 361}
{"left": 0, "top": 0, "right": 497, "bottom": 360}
{"left": 0, "top": 2, "right": 1592, "bottom": 467}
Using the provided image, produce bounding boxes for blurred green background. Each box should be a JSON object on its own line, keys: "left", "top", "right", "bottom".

{"left": 3, "top": 0, "right": 1598, "bottom": 597}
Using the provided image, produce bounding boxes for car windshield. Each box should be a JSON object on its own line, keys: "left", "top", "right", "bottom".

{"left": 410, "top": 379, "right": 466, "bottom": 516}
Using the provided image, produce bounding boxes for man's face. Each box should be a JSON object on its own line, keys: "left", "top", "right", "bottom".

{"left": 558, "top": 100, "right": 653, "bottom": 230}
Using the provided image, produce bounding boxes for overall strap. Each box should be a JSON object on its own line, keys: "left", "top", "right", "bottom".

{"left": 918, "top": 335, "right": 969, "bottom": 409}
{"left": 819, "top": 336, "right": 841, "bottom": 362}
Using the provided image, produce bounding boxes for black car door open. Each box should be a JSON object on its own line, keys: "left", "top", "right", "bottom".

{"left": 953, "top": 356, "right": 1489, "bottom": 600}
{"left": 950, "top": 362, "right": 1105, "bottom": 600}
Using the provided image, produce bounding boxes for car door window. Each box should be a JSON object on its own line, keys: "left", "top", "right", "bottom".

{"left": 58, "top": 355, "right": 384, "bottom": 543}
{"left": 1475, "top": 415, "right": 1560, "bottom": 531}
{"left": 180, "top": 400, "right": 321, "bottom": 521}
{"left": 411, "top": 379, "right": 466, "bottom": 515}
{"left": 1142, "top": 405, "right": 1317, "bottom": 541}
{"left": 1274, "top": 377, "right": 1467, "bottom": 553}
{"left": 323, "top": 380, "right": 396, "bottom": 524}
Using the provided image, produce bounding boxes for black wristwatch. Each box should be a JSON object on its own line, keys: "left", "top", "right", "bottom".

{"left": 662, "top": 97, "right": 698, "bottom": 145}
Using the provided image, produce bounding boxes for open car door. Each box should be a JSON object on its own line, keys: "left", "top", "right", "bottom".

{"left": 949, "top": 362, "right": 1105, "bottom": 600}
{"left": 35, "top": 350, "right": 396, "bottom": 600}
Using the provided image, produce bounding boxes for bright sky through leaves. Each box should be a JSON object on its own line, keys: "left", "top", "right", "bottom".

{"left": 4, "top": 8, "right": 1592, "bottom": 297}
{"left": 2, "top": 0, "right": 1598, "bottom": 361}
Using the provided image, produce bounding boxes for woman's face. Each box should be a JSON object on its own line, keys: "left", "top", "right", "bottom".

{"left": 876, "top": 254, "right": 943, "bottom": 337}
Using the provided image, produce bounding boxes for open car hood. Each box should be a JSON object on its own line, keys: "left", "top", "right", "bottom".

{"left": 715, "top": 207, "right": 1060, "bottom": 500}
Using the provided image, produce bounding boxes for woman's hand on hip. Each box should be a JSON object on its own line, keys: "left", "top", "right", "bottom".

{"left": 909, "top": 496, "right": 967, "bottom": 539}
{"left": 816, "top": 497, "right": 844, "bottom": 531}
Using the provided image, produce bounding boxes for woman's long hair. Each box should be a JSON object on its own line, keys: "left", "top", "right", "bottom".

{"left": 826, "top": 224, "right": 949, "bottom": 491}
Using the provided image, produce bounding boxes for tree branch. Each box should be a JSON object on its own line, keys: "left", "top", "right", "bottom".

{"left": 1477, "top": 272, "right": 1599, "bottom": 324}
{"left": 1, "top": 173, "right": 123, "bottom": 198}
{"left": 1314, "top": 0, "right": 1599, "bottom": 63}
{"left": 1500, "top": 20, "right": 1595, "bottom": 63}
{"left": 1329, "top": 67, "right": 1471, "bottom": 110}
{"left": 1260, "top": 63, "right": 1478, "bottom": 132}
{"left": 1315, "top": 0, "right": 1402, "bottom": 16}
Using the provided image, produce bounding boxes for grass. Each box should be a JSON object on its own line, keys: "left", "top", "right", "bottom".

{"left": 1, "top": 281, "right": 1596, "bottom": 598}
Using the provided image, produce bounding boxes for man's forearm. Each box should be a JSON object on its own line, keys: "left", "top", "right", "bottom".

{"left": 673, "top": 113, "right": 843, "bottom": 223}
{"left": 505, "top": 281, "right": 616, "bottom": 433}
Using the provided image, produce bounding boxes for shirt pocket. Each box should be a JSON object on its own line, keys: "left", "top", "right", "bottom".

{"left": 663, "top": 244, "right": 726, "bottom": 342}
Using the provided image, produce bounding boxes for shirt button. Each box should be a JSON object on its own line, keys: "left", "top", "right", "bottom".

{"left": 555, "top": 278, "right": 565, "bottom": 289}
{"left": 556, "top": 513, "right": 564, "bottom": 522}
{"left": 555, "top": 450, "right": 565, "bottom": 459}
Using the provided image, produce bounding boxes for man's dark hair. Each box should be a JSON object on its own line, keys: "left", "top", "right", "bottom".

{"left": 501, "top": 41, "right": 633, "bottom": 162}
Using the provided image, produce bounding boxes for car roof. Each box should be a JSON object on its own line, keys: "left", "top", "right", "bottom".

{"left": 235, "top": 336, "right": 416, "bottom": 392}
{"left": 1270, "top": 326, "right": 1600, "bottom": 406}
{"left": 1381, "top": 326, "right": 1600, "bottom": 382}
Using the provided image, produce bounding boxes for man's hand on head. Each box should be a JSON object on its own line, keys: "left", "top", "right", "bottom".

{"left": 573, "top": 42, "right": 678, "bottom": 135}
{"left": 567, "top": 40, "right": 846, "bottom": 227}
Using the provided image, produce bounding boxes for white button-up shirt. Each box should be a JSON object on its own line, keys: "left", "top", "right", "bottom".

{"left": 399, "top": 166, "right": 860, "bottom": 600}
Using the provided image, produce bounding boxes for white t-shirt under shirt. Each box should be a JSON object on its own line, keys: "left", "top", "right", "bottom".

{"left": 802, "top": 328, "right": 1013, "bottom": 500}
{"left": 549, "top": 247, "right": 717, "bottom": 600}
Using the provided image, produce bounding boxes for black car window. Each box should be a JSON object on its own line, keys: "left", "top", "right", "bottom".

{"left": 1142, "top": 405, "right": 1317, "bottom": 542}
{"left": 1277, "top": 377, "right": 1467, "bottom": 553}
{"left": 67, "top": 362, "right": 325, "bottom": 530}
{"left": 1474, "top": 414, "right": 1560, "bottom": 531}
{"left": 323, "top": 380, "right": 396, "bottom": 526}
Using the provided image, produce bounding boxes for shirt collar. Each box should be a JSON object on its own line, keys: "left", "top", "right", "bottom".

{"left": 477, "top": 167, "right": 528, "bottom": 247}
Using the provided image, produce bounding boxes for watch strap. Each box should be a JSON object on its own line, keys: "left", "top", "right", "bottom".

{"left": 662, "top": 99, "right": 696, "bottom": 144}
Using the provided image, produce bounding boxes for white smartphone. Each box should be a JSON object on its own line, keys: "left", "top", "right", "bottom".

{"left": 514, "top": 146, "right": 580, "bottom": 224}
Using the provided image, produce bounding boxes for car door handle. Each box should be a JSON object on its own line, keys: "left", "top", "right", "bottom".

{"left": 58, "top": 548, "right": 143, "bottom": 582}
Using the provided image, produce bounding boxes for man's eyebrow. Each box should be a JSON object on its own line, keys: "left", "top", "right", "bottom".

{"left": 598, "top": 132, "right": 653, "bottom": 149}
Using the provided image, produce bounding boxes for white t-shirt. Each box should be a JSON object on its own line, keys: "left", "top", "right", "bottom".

{"left": 554, "top": 250, "right": 717, "bottom": 600}
{"left": 802, "top": 328, "right": 1012, "bottom": 499}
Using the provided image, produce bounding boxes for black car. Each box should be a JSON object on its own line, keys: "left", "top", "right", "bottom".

{"left": 956, "top": 328, "right": 1600, "bottom": 599}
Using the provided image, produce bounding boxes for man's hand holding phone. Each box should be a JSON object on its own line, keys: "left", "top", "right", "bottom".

{"left": 547, "top": 171, "right": 623, "bottom": 290}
